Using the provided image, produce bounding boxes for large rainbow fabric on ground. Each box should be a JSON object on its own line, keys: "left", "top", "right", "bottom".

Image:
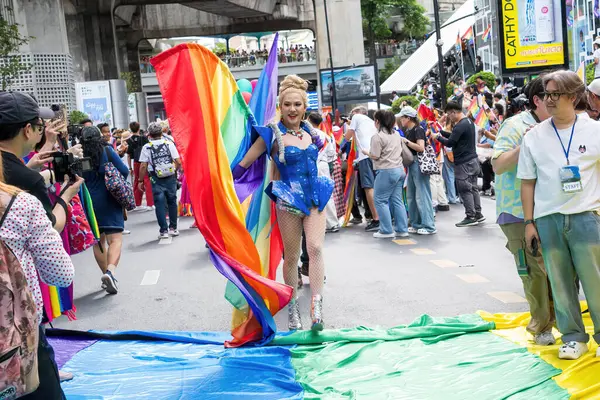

{"left": 50, "top": 307, "right": 598, "bottom": 399}
{"left": 150, "top": 44, "right": 292, "bottom": 347}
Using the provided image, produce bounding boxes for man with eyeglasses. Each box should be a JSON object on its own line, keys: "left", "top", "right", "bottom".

{"left": 0, "top": 92, "right": 83, "bottom": 232}
{"left": 491, "top": 76, "right": 556, "bottom": 347}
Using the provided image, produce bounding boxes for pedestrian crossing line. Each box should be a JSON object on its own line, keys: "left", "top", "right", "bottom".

{"left": 430, "top": 259, "right": 459, "bottom": 268}
{"left": 140, "top": 270, "right": 161, "bottom": 286}
{"left": 410, "top": 248, "right": 436, "bottom": 255}
{"left": 455, "top": 273, "right": 490, "bottom": 283}
{"left": 393, "top": 239, "right": 417, "bottom": 245}
{"left": 487, "top": 291, "right": 527, "bottom": 304}
{"left": 159, "top": 237, "right": 172, "bottom": 245}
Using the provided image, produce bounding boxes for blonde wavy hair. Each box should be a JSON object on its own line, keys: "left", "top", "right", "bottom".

{"left": 278, "top": 75, "right": 308, "bottom": 107}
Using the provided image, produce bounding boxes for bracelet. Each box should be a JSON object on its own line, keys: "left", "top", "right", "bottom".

{"left": 54, "top": 197, "right": 69, "bottom": 215}
{"left": 524, "top": 219, "right": 535, "bottom": 226}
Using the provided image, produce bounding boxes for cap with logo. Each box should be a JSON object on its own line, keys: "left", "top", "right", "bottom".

{"left": 0, "top": 91, "right": 55, "bottom": 124}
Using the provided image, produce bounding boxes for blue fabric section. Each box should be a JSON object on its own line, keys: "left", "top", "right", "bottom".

{"left": 85, "top": 329, "right": 232, "bottom": 345}
{"left": 61, "top": 339, "right": 303, "bottom": 399}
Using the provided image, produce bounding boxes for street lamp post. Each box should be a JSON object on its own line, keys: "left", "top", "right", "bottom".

{"left": 323, "top": 0, "right": 338, "bottom": 113}
{"left": 433, "top": 0, "right": 447, "bottom": 109}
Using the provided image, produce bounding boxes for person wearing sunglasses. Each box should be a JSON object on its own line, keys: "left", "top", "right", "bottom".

{"left": 519, "top": 70, "right": 600, "bottom": 361}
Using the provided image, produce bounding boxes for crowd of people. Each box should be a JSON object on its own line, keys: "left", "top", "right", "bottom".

{"left": 3, "top": 63, "right": 600, "bottom": 398}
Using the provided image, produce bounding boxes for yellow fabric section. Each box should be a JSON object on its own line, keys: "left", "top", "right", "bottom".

{"left": 479, "top": 302, "right": 600, "bottom": 399}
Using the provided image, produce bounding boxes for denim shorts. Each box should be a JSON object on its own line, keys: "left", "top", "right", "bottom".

{"left": 358, "top": 158, "right": 376, "bottom": 189}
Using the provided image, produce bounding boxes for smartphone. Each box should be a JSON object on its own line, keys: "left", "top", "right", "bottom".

{"left": 531, "top": 237, "right": 539, "bottom": 257}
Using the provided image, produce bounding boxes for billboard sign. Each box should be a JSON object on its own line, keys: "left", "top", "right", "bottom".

{"left": 75, "top": 81, "right": 113, "bottom": 126}
{"left": 498, "top": 0, "right": 568, "bottom": 73}
{"left": 320, "top": 65, "right": 377, "bottom": 105}
{"left": 307, "top": 91, "right": 319, "bottom": 110}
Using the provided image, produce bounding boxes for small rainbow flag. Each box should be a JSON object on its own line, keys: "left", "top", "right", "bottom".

{"left": 462, "top": 26, "right": 474, "bottom": 43}
{"left": 468, "top": 97, "right": 480, "bottom": 116}
{"left": 417, "top": 103, "right": 435, "bottom": 122}
{"left": 475, "top": 109, "right": 491, "bottom": 130}
{"left": 151, "top": 42, "right": 292, "bottom": 347}
{"left": 481, "top": 25, "right": 491, "bottom": 42}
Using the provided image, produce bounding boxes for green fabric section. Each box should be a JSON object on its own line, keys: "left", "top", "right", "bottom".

{"left": 220, "top": 90, "right": 251, "bottom": 164}
{"left": 287, "top": 315, "right": 568, "bottom": 399}
{"left": 272, "top": 314, "right": 494, "bottom": 346}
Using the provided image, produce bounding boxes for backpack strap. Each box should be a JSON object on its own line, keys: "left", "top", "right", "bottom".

{"left": 0, "top": 195, "right": 17, "bottom": 230}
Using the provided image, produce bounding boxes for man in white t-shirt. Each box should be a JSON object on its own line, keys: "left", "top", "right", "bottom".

{"left": 594, "top": 39, "right": 600, "bottom": 78}
{"left": 518, "top": 70, "right": 600, "bottom": 361}
{"left": 139, "top": 122, "right": 182, "bottom": 239}
{"left": 345, "top": 106, "right": 379, "bottom": 232}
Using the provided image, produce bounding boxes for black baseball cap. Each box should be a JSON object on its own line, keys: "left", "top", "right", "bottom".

{"left": 0, "top": 91, "right": 55, "bottom": 124}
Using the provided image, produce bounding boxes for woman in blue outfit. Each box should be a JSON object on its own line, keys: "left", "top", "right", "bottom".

{"left": 398, "top": 106, "right": 437, "bottom": 235}
{"left": 233, "top": 75, "right": 333, "bottom": 332}
{"left": 81, "top": 126, "right": 129, "bottom": 295}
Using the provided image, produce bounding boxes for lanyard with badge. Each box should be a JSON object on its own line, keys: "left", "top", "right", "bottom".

{"left": 551, "top": 116, "right": 582, "bottom": 193}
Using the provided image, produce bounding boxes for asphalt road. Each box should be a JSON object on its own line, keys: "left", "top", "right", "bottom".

{"left": 54, "top": 196, "right": 531, "bottom": 333}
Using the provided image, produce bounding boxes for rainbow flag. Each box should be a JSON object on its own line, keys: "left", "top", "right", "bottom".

{"left": 342, "top": 139, "right": 358, "bottom": 227}
{"left": 474, "top": 109, "right": 490, "bottom": 130}
{"left": 576, "top": 61, "right": 585, "bottom": 82}
{"left": 462, "top": 26, "right": 474, "bottom": 43}
{"left": 151, "top": 43, "right": 292, "bottom": 347}
{"left": 417, "top": 102, "right": 435, "bottom": 122}
{"left": 468, "top": 97, "right": 480, "bottom": 116}
{"left": 481, "top": 25, "right": 491, "bottom": 42}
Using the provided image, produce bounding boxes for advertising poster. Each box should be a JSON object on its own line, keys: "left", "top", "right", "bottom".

{"left": 320, "top": 65, "right": 377, "bottom": 105}
{"left": 498, "top": 0, "right": 568, "bottom": 73}
{"left": 75, "top": 81, "right": 113, "bottom": 126}
{"left": 128, "top": 93, "right": 138, "bottom": 123}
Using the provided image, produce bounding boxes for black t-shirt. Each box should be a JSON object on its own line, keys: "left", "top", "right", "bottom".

{"left": 2, "top": 151, "right": 56, "bottom": 225}
{"left": 437, "top": 117, "right": 477, "bottom": 166}
{"left": 126, "top": 135, "right": 149, "bottom": 163}
{"left": 405, "top": 125, "right": 426, "bottom": 155}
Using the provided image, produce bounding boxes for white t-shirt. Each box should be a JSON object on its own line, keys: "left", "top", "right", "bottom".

{"left": 139, "top": 138, "right": 180, "bottom": 172}
{"left": 349, "top": 113, "right": 377, "bottom": 162}
{"left": 594, "top": 48, "right": 600, "bottom": 78}
{"left": 316, "top": 128, "right": 337, "bottom": 164}
{"left": 517, "top": 116, "right": 600, "bottom": 219}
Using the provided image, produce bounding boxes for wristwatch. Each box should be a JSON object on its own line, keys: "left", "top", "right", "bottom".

{"left": 524, "top": 219, "right": 535, "bottom": 226}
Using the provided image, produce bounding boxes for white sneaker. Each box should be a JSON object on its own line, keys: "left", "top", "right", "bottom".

{"left": 122, "top": 229, "right": 131, "bottom": 235}
{"left": 373, "top": 231, "right": 395, "bottom": 239}
{"left": 558, "top": 341, "right": 588, "bottom": 360}
{"left": 417, "top": 228, "right": 437, "bottom": 235}
{"left": 407, "top": 227, "right": 418, "bottom": 234}
{"left": 158, "top": 231, "right": 169, "bottom": 240}
{"left": 395, "top": 232, "right": 409, "bottom": 238}
{"left": 596, "top": 347, "right": 600, "bottom": 358}
{"left": 169, "top": 229, "right": 180, "bottom": 237}
{"left": 534, "top": 331, "right": 556, "bottom": 346}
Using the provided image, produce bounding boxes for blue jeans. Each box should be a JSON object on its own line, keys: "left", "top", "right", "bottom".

{"left": 374, "top": 167, "right": 408, "bottom": 234}
{"left": 407, "top": 161, "right": 435, "bottom": 232}
{"left": 151, "top": 175, "right": 178, "bottom": 232}
{"left": 536, "top": 212, "right": 600, "bottom": 344}
{"left": 442, "top": 154, "right": 459, "bottom": 203}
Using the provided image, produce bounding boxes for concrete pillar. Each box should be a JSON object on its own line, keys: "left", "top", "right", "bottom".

{"left": 64, "top": 12, "right": 118, "bottom": 82}
{"left": 12, "top": 0, "right": 69, "bottom": 53}
{"left": 313, "top": 0, "right": 365, "bottom": 69}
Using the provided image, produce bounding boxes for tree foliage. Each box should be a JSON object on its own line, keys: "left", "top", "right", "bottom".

{"left": 68, "top": 110, "right": 89, "bottom": 124}
{"left": 0, "top": 8, "right": 32, "bottom": 90}
{"left": 391, "top": 95, "right": 419, "bottom": 113}
{"left": 361, "top": 0, "right": 430, "bottom": 42}
{"left": 379, "top": 56, "right": 403, "bottom": 83}
{"left": 466, "top": 71, "right": 496, "bottom": 91}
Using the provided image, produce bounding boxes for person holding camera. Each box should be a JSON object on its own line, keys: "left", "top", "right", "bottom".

{"left": 491, "top": 76, "right": 556, "bottom": 347}
{"left": 0, "top": 92, "right": 83, "bottom": 233}
{"left": 519, "top": 70, "right": 600, "bottom": 360}
{"left": 138, "top": 122, "right": 181, "bottom": 239}
{"left": 81, "top": 126, "right": 129, "bottom": 294}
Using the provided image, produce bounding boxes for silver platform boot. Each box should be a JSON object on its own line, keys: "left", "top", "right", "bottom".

{"left": 288, "top": 299, "right": 303, "bottom": 330}
{"left": 311, "top": 294, "right": 324, "bottom": 331}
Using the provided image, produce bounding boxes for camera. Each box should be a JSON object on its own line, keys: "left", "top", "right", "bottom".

{"left": 52, "top": 152, "right": 93, "bottom": 181}
{"left": 67, "top": 124, "right": 84, "bottom": 146}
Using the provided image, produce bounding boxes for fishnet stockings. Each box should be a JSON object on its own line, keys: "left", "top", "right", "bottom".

{"left": 277, "top": 207, "right": 326, "bottom": 298}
